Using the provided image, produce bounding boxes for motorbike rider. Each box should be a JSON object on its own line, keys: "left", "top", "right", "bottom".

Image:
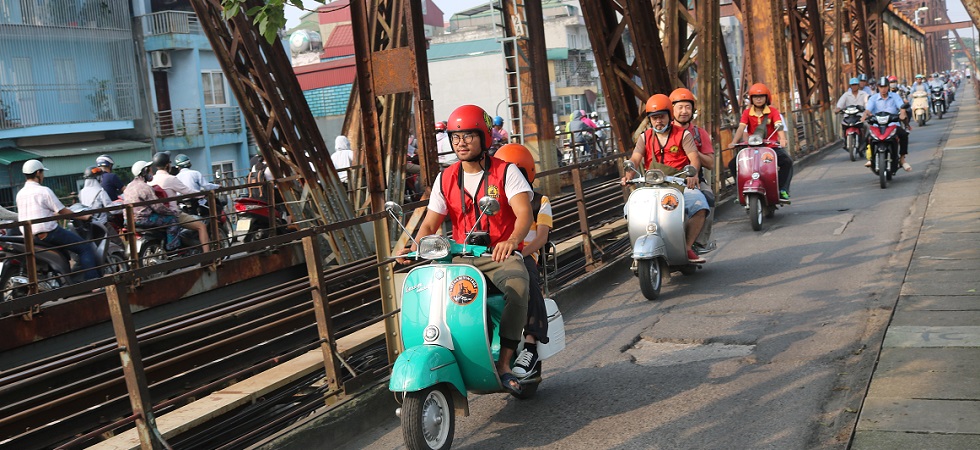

{"left": 79, "top": 166, "right": 114, "bottom": 225}
{"left": 566, "top": 110, "right": 597, "bottom": 156}
{"left": 858, "top": 74, "right": 874, "bottom": 96}
{"left": 887, "top": 75, "right": 912, "bottom": 128}
{"left": 330, "top": 136, "right": 355, "bottom": 186}
{"left": 16, "top": 159, "right": 98, "bottom": 281}
{"left": 863, "top": 76, "right": 911, "bottom": 172}
{"left": 670, "top": 87, "right": 716, "bottom": 253}
{"left": 835, "top": 77, "right": 870, "bottom": 150}
{"left": 174, "top": 154, "right": 221, "bottom": 192}
{"left": 95, "top": 154, "right": 124, "bottom": 201}
{"left": 622, "top": 94, "right": 708, "bottom": 264}
{"left": 491, "top": 116, "right": 509, "bottom": 147}
{"left": 123, "top": 161, "right": 182, "bottom": 251}
{"left": 727, "top": 82, "right": 794, "bottom": 200}
{"left": 396, "top": 104, "right": 533, "bottom": 395}
{"left": 435, "top": 121, "right": 456, "bottom": 167}
{"left": 494, "top": 143, "right": 551, "bottom": 378}
{"left": 147, "top": 152, "right": 210, "bottom": 252}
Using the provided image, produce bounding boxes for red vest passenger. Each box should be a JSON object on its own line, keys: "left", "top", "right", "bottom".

{"left": 643, "top": 124, "right": 691, "bottom": 170}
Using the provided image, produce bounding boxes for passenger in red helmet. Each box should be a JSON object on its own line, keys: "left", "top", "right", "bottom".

{"left": 396, "top": 104, "right": 534, "bottom": 394}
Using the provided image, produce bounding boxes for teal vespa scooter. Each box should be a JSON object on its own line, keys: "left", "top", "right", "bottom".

{"left": 386, "top": 198, "right": 565, "bottom": 450}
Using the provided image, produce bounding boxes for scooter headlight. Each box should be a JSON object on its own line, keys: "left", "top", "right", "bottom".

{"left": 751, "top": 172, "right": 760, "bottom": 180}
{"left": 644, "top": 169, "right": 665, "bottom": 184}
{"left": 747, "top": 135, "right": 764, "bottom": 146}
{"left": 646, "top": 223, "right": 658, "bottom": 234}
{"left": 876, "top": 115, "right": 890, "bottom": 125}
{"left": 418, "top": 235, "right": 451, "bottom": 260}
{"left": 423, "top": 325, "right": 440, "bottom": 342}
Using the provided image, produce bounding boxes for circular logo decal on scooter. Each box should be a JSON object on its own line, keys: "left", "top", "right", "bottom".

{"left": 762, "top": 153, "right": 775, "bottom": 164}
{"left": 661, "top": 193, "right": 679, "bottom": 211}
{"left": 449, "top": 275, "right": 479, "bottom": 305}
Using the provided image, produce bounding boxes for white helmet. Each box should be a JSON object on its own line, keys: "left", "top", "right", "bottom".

{"left": 22, "top": 159, "right": 48, "bottom": 175}
{"left": 131, "top": 160, "right": 152, "bottom": 177}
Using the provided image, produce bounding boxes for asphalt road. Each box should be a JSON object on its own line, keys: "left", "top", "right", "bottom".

{"left": 339, "top": 101, "right": 957, "bottom": 450}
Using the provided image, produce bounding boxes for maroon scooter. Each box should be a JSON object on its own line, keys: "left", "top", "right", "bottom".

{"left": 732, "top": 134, "right": 789, "bottom": 231}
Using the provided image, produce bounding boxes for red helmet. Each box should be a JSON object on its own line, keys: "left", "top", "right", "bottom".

{"left": 748, "top": 83, "right": 772, "bottom": 105}
{"left": 446, "top": 104, "right": 493, "bottom": 150}
{"left": 887, "top": 75, "right": 898, "bottom": 83}
{"left": 434, "top": 121, "right": 446, "bottom": 132}
{"left": 494, "top": 143, "right": 536, "bottom": 183}
{"left": 669, "top": 87, "right": 697, "bottom": 105}
{"left": 644, "top": 94, "right": 672, "bottom": 117}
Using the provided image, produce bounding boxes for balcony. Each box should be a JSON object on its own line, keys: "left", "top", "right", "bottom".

{"left": 0, "top": 82, "right": 140, "bottom": 138}
{"left": 139, "top": 11, "right": 208, "bottom": 51}
{"left": 153, "top": 107, "right": 244, "bottom": 150}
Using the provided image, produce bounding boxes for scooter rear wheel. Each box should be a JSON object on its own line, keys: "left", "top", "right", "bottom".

{"left": 402, "top": 384, "right": 455, "bottom": 450}
{"left": 638, "top": 258, "right": 664, "bottom": 301}
{"left": 749, "top": 195, "right": 763, "bottom": 231}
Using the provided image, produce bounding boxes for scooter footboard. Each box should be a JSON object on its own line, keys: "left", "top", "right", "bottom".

{"left": 390, "top": 345, "right": 467, "bottom": 398}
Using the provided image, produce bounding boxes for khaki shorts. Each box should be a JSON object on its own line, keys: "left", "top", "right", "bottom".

{"left": 177, "top": 212, "right": 201, "bottom": 227}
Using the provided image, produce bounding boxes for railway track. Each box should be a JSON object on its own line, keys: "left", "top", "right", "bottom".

{"left": 0, "top": 165, "right": 630, "bottom": 449}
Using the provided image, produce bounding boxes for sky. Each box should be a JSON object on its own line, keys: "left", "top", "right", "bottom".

{"left": 284, "top": 0, "right": 491, "bottom": 29}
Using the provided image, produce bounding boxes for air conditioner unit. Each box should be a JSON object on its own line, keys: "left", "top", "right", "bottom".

{"left": 150, "top": 51, "right": 172, "bottom": 70}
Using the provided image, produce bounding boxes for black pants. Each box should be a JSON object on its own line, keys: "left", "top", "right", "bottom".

{"left": 522, "top": 255, "right": 549, "bottom": 344}
{"left": 727, "top": 147, "right": 794, "bottom": 194}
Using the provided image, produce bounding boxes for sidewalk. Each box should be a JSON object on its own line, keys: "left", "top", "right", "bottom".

{"left": 851, "top": 88, "right": 980, "bottom": 448}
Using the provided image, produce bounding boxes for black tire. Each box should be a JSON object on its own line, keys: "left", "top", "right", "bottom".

{"left": 637, "top": 258, "right": 664, "bottom": 301}
{"left": 847, "top": 135, "right": 857, "bottom": 161}
{"left": 877, "top": 152, "right": 888, "bottom": 189}
{"left": 937, "top": 107, "right": 943, "bottom": 119}
{"left": 1, "top": 264, "right": 28, "bottom": 302}
{"left": 138, "top": 240, "right": 166, "bottom": 279}
{"left": 402, "top": 385, "right": 455, "bottom": 450}
{"left": 765, "top": 205, "right": 776, "bottom": 218}
{"left": 917, "top": 116, "right": 925, "bottom": 127}
{"left": 749, "top": 194, "right": 763, "bottom": 231}
{"left": 105, "top": 252, "right": 128, "bottom": 275}
{"left": 679, "top": 264, "right": 697, "bottom": 276}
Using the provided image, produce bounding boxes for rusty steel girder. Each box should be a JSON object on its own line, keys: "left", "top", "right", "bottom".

{"left": 787, "top": 0, "right": 831, "bottom": 109}
{"left": 848, "top": 0, "right": 874, "bottom": 77}
{"left": 580, "top": 0, "right": 673, "bottom": 153}
{"left": 188, "top": 0, "right": 370, "bottom": 264}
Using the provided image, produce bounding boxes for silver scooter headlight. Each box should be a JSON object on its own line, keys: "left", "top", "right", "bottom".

{"left": 747, "top": 135, "right": 763, "bottom": 146}
{"left": 644, "top": 169, "right": 665, "bottom": 184}
{"left": 418, "top": 235, "right": 451, "bottom": 260}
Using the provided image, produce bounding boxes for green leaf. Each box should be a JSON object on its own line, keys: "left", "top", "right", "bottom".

{"left": 245, "top": 5, "right": 262, "bottom": 17}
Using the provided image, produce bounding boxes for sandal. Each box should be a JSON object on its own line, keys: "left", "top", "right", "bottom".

{"left": 902, "top": 162, "right": 912, "bottom": 172}
{"left": 499, "top": 372, "right": 522, "bottom": 395}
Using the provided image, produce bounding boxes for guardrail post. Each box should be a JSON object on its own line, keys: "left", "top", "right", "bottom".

{"left": 570, "top": 167, "right": 595, "bottom": 268}
{"left": 23, "top": 221, "right": 38, "bottom": 295}
{"left": 106, "top": 283, "right": 165, "bottom": 450}
{"left": 124, "top": 205, "right": 142, "bottom": 272}
{"left": 206, "top": 190, "right": 220, "bottom": 251}
{"left": 267, "top": 180, "right": 278, "bottom": 238}
{"left": 301, "top": 235, "right": 344, "bottom": 404}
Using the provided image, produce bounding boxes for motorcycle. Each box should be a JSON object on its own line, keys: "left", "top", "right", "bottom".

{"left": 233, "top": 197, "right": 288, "bottom": 243}
{"left": 0, "top": 212, "right": 125, "bottom": 301}
{"left": 179, "top": 197, "right": 234, "bottom": 244}
{"left": 386, "top": 199, "right": 566, "bottom": 450}
{"left": 930, "top": 86, "right": 946, "bottom": 119}
{"left": 130, "top": 208, "right": 231, "bottom": 277}
{"left": 911, "top": 90, "right": 930, "bottom": 127}
{"left": 840, "top": 105, "right": 865, "bottom": 161}
{"left": 867, "top": 111, "right": 902, "bottom": 189}
{"left": 732, "top": 135, "right": 789, "bottom": 231}
{"left": 623, "top": 162, "right": 704, "bottom": 300}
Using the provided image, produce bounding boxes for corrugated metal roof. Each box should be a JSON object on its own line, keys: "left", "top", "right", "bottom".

{"left": 426, "top": 39, "right": 500, "bottom": 61}
{"left": 322, "top": 24, "right": 355, "bottom": 59}
{"left": 295, "top": 57, "right": 357, "bottom": 90}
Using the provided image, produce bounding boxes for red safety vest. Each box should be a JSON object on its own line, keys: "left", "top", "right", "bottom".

{"left": 643, "top": 124, "right": 690, "bottom": 170}
{"left": 440, "top": 157, "right": 520, "bottom": 248}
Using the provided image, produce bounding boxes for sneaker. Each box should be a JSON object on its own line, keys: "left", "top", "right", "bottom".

{"left": 512, "top": 347, "right": 538, "bottom": 377}
{"left": 779, "top": 190, "right": 790, "bottom": 200}
{"left": 687, "top": 249, "right": 706, "bottom": 264}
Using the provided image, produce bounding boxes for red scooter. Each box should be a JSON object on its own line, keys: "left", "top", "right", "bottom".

{"left": 866, "top": 111, "right": 902, "bottom": 189}
{"left": 733, "top": 135, "right": 789, "bottom": 231}
{"left": 233, "top": 197, "right": 288, "bottom": 242}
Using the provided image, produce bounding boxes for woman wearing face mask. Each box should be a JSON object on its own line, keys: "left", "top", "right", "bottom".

{"left": 123, "top": 161, "right": 182, "bottom": 251}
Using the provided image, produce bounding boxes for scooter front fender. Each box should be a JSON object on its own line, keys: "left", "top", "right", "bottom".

{"left": 632, "top": 233, "right": 665, "bottom": 259}
{"left": 741, "top": 179, "right": 766, "bottom": 196}
{"left": 389, "top": 345, "right": 467, "bottom": 399}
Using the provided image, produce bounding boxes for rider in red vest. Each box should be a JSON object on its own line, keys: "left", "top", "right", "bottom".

{"left": 621, "top": 94, "right": 709, "bottom": 264}
{"left": 397, "top": 104, "right": 533, "bottom": 394}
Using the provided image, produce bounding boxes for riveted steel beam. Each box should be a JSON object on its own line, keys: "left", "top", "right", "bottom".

{"left": 580, "top": 0, "right": 673, "bottom": 155}
{"left": 188, "top": 0, "right": 370, "bottom": 264}
{"left": 742, "top": 0, "right": 798, "bottom": 153}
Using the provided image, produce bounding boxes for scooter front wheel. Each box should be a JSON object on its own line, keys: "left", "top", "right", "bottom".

{"left": 402, "top": 384, "right": 455, "bottom": 450}
{"left": 847, "top": 135, "right": 857, "bottom": 161}
{"left": 638, "top": 258, "right": 664, "bottom": 301}
{"left": 877, "top": 152, "right": 889, "bottom": 189}
{"left": 748, "top": 195, "right": 764, "bottom": 231}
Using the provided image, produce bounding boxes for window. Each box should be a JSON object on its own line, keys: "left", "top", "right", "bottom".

{"left": 54, "top": 59, "right": 79, "bottom": 103}
{"left": 202, "top": 71, "right": 227, "bottom": 106}
{"left": 211, "top": 160, "right": 235, "bottom": 181}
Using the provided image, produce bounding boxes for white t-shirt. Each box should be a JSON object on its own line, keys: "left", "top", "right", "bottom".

{"left": 428, "top": 164, "right": 531, "bottom": 215}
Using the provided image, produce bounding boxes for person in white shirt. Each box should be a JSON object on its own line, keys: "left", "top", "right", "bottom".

{"left": 835, "top": 77, "right": 870, "bottom": 149}
{"left": 173, "top": 154, "right": 220, "bottom": 192}
{"left": 16, "top": 160, "right": 99, "bottom": 280}
{"left": 78, "top": 166, "right": 114, "bottom": 224}
{"left": 331, "top": 135, "right": 354, "bottom": 184}
{"left": 434, "top": 122, "right": 456, "bottom": 167}
{"left": 147, "top": 152, "right": 210, "bottom": 252}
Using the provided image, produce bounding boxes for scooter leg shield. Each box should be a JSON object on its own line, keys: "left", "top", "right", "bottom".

{"left": 390, "top": 345, "right": 467, "bottom": 400}
{"left": 632, "top": 234, "right": 666, "bottom": 259}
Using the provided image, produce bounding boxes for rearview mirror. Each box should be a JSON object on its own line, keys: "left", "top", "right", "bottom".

{"left": 477, "top": 197, "right": 500, "bottom": 216}
{"left": 384, "top": 201, "right": 403, "bottom": 218}
{"left": 683, "top": 165, "right": 697, "bottom": 177}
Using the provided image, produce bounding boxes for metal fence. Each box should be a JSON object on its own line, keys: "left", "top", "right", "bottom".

{"left": 139, "top": 11, "right": 202, "bottom": 36}
{"left": 154, "top": 107, "right": 242, "bottom": 137}
{"left": 0, "top": 82, "right": 140, "bottom": 130}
